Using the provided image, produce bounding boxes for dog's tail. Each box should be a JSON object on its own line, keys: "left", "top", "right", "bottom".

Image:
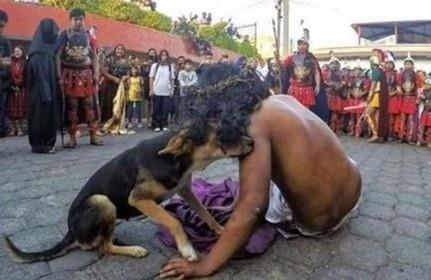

{"left": 3, "top": 231, "right": 76, "bottom": 263}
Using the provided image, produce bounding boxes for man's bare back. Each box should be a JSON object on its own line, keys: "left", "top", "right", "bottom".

{"left": 248, "top": 94, "right": 361, "bottom": 233}
{"left": 161, "top": 68, "right": 362, "bottom": 279}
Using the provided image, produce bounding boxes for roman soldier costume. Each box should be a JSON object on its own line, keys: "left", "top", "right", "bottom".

{"left": 61, "top": 29, "right": 96, "bottom": 98}
{"left": 385, "top": 52, "right": 401, "bottom": 139}
{"left": 348, "top": 66, "right": 367, "bottom": 137}
{"left": 372, "top": 48, "right": 390, "bottom": 141}
{"left": 397, "top": 54, "right": 417, "bottom": 143}
{"left": 57, "top": 10, "right": 103, "bottom": 147}
{"left": 284, "top": 37, "right": 320, "bottom": 109}
{"left": 325, "top": 57, "right": 344, "bottom": 133}
{"left": 417, "top": 80, "right": 431, "bottom": 147}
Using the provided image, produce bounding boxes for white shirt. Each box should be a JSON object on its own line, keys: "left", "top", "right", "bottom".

{"left": 149, "top": 63, "right": 175, "bottom": 96}
{"left": 256, "top": 64, "right": 269, "bottom": 81}
{"left": 178, "top": 70, "right": 198, "bottom": 96}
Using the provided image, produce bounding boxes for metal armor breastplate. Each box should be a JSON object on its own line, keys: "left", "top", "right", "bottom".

{"left": 292, "top": 53, "right": 313, "bottom": 83}
{"left": 424, "top": 90, "right": 431, "bottom": 111}
{"left": 352, "top": 78, "right": 363, "bottom": 98}
{"left": 327, "top": 70, "right": 342, "bottom": 94}
{"left": 62, "top": 30, "right": 92, "bottom": 68}
{"left": 386, "top": 72, "right": 397, "bottom": 92}
{"left": 401, "top": 69, "right": 416, "bottom": 95}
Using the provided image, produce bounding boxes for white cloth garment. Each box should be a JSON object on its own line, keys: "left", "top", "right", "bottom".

{"left": 149, "top": 63, "right": 175, "bottom": 96}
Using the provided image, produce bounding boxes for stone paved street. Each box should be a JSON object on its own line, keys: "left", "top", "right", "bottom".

{"left": 1, "top": 130, "right": 431, "bottom": 280}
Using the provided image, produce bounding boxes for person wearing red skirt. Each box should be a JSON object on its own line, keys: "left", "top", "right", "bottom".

{"left": 284, "top": 37, "right": 321, "bottom": 109}
{"left": 324, "top": 57, "right": 344, "bottom": 134}
{"left": 348, "top": 66, "right": 367, "bottom": 137}
{"left": 397, "top": 56, "right": 417, "bottom": 144}
{"left": 417, "top": 82, "right": 431, "bottom": 147}
{"left": 7, "top": 46, "right": 26, "bottom": 136}
{"left": 56, "top": 8, "right": 103, "bottom": 148}
{"left": 384, "top": 56, "right": 400, "bottom": 141}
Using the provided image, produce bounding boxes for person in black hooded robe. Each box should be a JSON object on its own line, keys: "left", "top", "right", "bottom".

{"left": 27, "top": 18, "right": 60, "bottom": 154}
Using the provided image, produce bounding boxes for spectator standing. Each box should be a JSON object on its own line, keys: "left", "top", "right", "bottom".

{"left": 0, "top": 10, "right": 11, "bottom": 138}
{"left": 178, "top": 58, "right": 198, "bottom": 102}
{"left": 7, "top": 46, "right": 26, "bottom": 136}
{"left": 256, "top": 58, "right": 269, "bottom": 81}
{"left": 149, "top": 49, "right": 175, "bottom": 132}
{"left": 27, "top": 18, "right": 60, "bottom": 154}
{"left": 126, "top": 66, "right": 144, "bottom": 128}
{"left": 141, "top": 48, "right": 157, "bottom": 127}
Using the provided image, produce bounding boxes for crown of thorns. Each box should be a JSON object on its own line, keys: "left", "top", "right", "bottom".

{"left": 190, "top": 72, "right": 257, "bottom": 99}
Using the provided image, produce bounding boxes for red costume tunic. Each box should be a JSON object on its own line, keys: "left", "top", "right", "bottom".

{"left": 58, "top": 28, "right": 97, "bottom": 98}
{"left": 284, "top": 52, "right": 320, "bottom": 108}
{"left": 326, "top": 69, "right": 344, "bottom": 112}
{"left": 7, "top": 57, "right": 26, "bottom": 120}
{"left": 386, "top": 69, "right": 401, "bottom": 114}
{"left": 398, "top": 69, "right": 417, "bottom": 115}
{"left": 420, "top": 89, "right": 431, "bottom": 127}
{"left": 348, "top": 76, "right": 366, "bottom": 114}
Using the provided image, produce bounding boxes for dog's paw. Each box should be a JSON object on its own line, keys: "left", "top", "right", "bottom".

{"left": 179, "top": 243, "right": 198, "bottom": 262}
{"left": 131, "top": 246, "right": 148, "bottom": 258}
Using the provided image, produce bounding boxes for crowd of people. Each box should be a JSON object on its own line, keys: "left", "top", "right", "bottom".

{"left": 1, "top": 7, "right": 431, "bottom": 155}
{"left": 321, "top": 50, "right": 431, "bottom": 147}
{"left": 264, "top": 37, "right": 431, "bottom": 149}
{"left": 0, "top": 8, "right": 237, "bottom": 154}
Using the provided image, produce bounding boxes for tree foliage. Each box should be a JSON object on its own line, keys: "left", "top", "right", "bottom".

{"left": 40, "top": 0, "right": 172, "bottom": 32}
{"left": 199, "top": 22, "right": 259, "bottom": 57}
{"left": 40, "top": 0, "right": 256, "bottom": 56}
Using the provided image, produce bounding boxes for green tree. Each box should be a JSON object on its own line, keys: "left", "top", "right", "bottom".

{"left": 199, "top": 22, "right": 258, "bottom": 57}
{"left": 40, "top": 0, "right": 172, "bottom": 32}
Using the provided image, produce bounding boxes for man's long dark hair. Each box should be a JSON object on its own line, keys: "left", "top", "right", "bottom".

{"left": 177, "top": 63, "right": 270, "bottom": 146}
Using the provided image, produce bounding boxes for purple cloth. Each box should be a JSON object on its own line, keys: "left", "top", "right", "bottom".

{"left": 157, "top": 178, "right": 277, "bottom": 256}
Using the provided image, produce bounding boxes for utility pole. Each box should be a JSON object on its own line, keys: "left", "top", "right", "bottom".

{"left": 274, "top": 0, "right": 282, "bottom": 58}
{"left": 282, "top": 0, "right": 290, "bottom": 57}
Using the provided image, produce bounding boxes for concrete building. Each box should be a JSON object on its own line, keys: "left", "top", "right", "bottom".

{"left": 313, "top": 20, "right": 431, "bottom": 71}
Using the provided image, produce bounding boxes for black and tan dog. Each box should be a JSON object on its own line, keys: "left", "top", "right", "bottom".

{"left": 3, "top": 130, "right": 254, "bottom": 263}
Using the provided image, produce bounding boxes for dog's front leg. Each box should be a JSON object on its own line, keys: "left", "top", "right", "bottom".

{"left": 178, "top": 186, "right": 224, "bottom": 235}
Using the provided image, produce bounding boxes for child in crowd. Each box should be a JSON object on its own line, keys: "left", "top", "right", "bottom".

{"left": 126, "top": 66, "right": 144, "bottom": 128}
{"left": 178, "top": 59, "right": 198, "bottom": 101}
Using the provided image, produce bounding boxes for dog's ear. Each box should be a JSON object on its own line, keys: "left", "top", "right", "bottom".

{"left": 158, "top": 134, "right": 192, "bottom": 156}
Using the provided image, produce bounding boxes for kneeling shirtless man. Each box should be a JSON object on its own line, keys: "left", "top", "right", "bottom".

{"left": 161, "top": 65, "right": 362, "bottom": 279}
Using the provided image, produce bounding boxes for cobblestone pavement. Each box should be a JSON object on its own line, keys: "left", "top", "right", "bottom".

{"left": 0, "top": 129, "right": 430, "bottom": 280}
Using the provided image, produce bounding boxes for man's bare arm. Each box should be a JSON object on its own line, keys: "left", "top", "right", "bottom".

{"left": 198, "top": 124, "right": 272, "bottom": 274}
{"left": 160, "top": 113, "right": 274, "bottom": 279}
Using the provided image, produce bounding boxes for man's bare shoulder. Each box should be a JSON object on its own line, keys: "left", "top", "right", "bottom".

{"left": 255, "top": 95, "right": 305, "bottom": 117}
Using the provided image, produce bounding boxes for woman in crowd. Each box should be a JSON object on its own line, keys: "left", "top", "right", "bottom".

{"left": 100, "top": 44, "right": 129, "bottom": 123}
{"left": 265, "top": 59, "right": 281, "bottom": 95}
{"left": 7, "top": 46, "right": 26, "bottom": 136}
{"left": 142, "top": 48, "right": 158, "bottom": 127}
{"left": 27, "top": 18, "right": 60, "bottom": 154}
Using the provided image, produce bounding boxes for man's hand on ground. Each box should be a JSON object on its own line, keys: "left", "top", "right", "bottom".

{"left": 160, "top": 258, "right": 212, "bottom": 279}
